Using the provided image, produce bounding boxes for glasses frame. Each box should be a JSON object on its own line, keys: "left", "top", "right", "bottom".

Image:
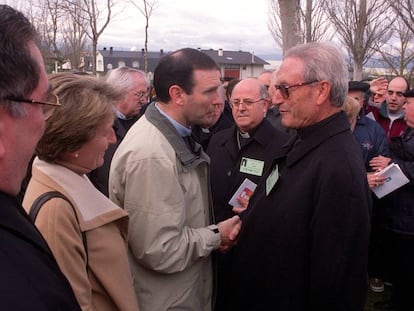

{"left": 4, "top": 94, "right": 61, "bottom": 107}
{"left": 135, "top": 90, "right": 149, "bottom": 100}
{"left": 230, "top": 98, "right": 264, "bottom": 109}
{"left": 274, "top": 80, "right": 320, "bottom": 99}
{"left": 3, "top": 94, "right": 61, "bottom": 120}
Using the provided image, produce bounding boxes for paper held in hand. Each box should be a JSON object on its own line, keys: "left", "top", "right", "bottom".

{"left": 372, "top": 163, "right": 409, "bottom": 199}
{"left": 228, "top": 178, "right": 257, "bottom": 207}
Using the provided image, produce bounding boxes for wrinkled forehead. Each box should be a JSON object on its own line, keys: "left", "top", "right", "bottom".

{"left": 275, "top": 57, "right": 305, "bottom": 82}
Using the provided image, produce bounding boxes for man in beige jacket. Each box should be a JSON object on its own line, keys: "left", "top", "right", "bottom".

{"left": 110, "top": 48, "right": 241, "bottom": 311}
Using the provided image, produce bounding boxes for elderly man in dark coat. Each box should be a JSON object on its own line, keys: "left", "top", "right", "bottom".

{"left": 225, "top": 42, "right": 371, "bottom": 311}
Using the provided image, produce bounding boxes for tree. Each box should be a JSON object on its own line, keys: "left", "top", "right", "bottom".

{"left": 268, "top": 0, "right": 333, "bottom": 54}
{"left": 60, "top": 0, "right": 88, "bottom": 70}
{"left": 268, "top": 0, "right": 301, "bottom": 54}
{"left": 63, "top": 0, "right": 116, "bottom": 75}
{"left": 375, "top": 16, "right": 414, "bottom": 81}
{"left": 322, "top": 0, "right": 394, "bottom": 80}
{"left": 129, "top": 0, "right": 158, "bottom": 73}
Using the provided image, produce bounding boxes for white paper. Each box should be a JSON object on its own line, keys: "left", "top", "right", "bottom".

{"left": 371, "top": 163, "right": 410, "bottom": 199}
{"left": 228, "top": 178, "right": 257, "bottom": 207}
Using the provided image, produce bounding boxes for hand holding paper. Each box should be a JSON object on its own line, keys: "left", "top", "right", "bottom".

{"left": 371, "top": 163, "right": 409, "bottom": 198}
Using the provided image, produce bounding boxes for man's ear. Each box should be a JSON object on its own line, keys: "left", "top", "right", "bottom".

{"left": 169, "top": 85, "right": 185, "bottom": 106}
{"left": 316, "top": 80, "right": 331, "bottom": 106}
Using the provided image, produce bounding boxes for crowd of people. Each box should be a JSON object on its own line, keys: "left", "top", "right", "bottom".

{"left": 1, "top": 4, "right": 413, "bottom": 311}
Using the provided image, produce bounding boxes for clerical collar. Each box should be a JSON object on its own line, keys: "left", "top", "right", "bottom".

{"left": 155, "top": 103, "right": 191, "bottom": 137}
{"left": 239, "top": 131, "right": 250, "bottom": 139}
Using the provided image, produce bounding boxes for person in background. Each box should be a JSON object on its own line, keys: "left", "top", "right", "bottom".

{"left": 223, "top": 78, "right": 240, "bottom": 123}
{"left": 371, "top": 76, "right": 408, "bottom": 141}
{"left": 348, "top": 81, "right": 389, "bottom": 171}
{"left": 0, "top": 5, "right": 81, "bottom": 310}
{"left": 225, "top": 42, "right": 371, "bottom": 310}
{"left": 371, "top": 89, "right": 414, "bottom": 311}
{"left": 23, "top": 73, "right": 139, "bottom": 311}
{"left": 342, "top": 96, "right": 361, "bottom": 131}
{"left": 256, "top": 69, "right": 273, "bottom": 90}
{"left": 109, "top": 48, "right": 241, "bottom": 311}
{"left": 348, "top": 80, "right": 390, "bottom": 294}
{"left": 266, "top": 69, "right": 296, "bottom": 136}
{"left": 88, "top": 67, "right": 149, "bottom": 197}
{"left": 192, "top": 84, "right": 232, "bottom": 150}
{"left": 364, "top": 77, "right": 389, "bottom": 114}
{"left": 207, "top": 77, "right": 289, "bottom": 310}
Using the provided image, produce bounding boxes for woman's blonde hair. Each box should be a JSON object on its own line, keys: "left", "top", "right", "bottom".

{"left": 36, "top": 72, "right": 123, "bottom": 162}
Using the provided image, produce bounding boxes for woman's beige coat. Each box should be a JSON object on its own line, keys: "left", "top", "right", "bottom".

{"left": 23, "top": 158, "right": 139, "bottom": 311}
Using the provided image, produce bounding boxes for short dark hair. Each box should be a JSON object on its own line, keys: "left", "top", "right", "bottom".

{"left": 0, "top": 5, "right": 40, "bottom": 99}
{"left": 153, "top": 48, "right": 220, "bottom": 103}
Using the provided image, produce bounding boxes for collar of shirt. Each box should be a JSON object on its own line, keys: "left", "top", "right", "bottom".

{"left": 113, "top": 107, "right": 128, "bottom": 120}
{"left": 155, "top": 103, "right": 192, "bottom": 137}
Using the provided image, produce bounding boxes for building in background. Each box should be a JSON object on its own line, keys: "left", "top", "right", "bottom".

{"left": 82, "top": 47, "right": 268, "bottom": 82}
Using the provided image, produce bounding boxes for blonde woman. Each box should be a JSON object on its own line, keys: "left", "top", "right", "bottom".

{"left": 23, "top": 73, "right": 139, "bottom": 311}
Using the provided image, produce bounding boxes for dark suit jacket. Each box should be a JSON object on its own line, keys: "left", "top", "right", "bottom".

{"left": 192, "top": 113, "right": 233, "bottom": 150}
{"left": 0, "top": 192, "right": 80, "bottom": 310}
{"left": 225, "top": 112, "right": 371, "bottom": 311}
{"left": 88, "top": 116, "right": 139, "bottom": 196}
{"left": 207, "top": 119, "right": 289, "bottom": 222}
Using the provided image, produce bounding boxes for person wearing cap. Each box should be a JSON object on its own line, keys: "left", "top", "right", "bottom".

{"left": 348, "top": 81, "right": 389, "bottom": 171}
{"left": 370, "top": 88, "right": 414, "bottom": 311}
{"left": 348, "top": 81, "right": 390, "bottom": 294}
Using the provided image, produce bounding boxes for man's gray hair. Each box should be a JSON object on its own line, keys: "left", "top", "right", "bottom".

{"left": 104, "top": 67, "right": 149, "bottom": 92}
{"left": 284, "top": 42, "right": 348, "bottom": 107}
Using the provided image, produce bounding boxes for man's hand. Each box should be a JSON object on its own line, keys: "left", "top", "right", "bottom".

{"left": 367, "top": 172, "right": 386, "bottom": 189}
{"left": 370, "top": 77, "right": 388, "bottom": 95}
{"left": 369, "top": 155, "right": 391, "bottom": 172}
{"left": 217, "top": 215, "right": 241, "bottom": 253}
{"left": 232, "top": 195, "right": 249, "bottom": 214}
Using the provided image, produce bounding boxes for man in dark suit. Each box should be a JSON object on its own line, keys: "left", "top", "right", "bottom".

{"left": 192, "top": 85, "right": 232, "bottom": 150}
{"left": 207, "top": 78, "right": 289, "bottom": 310}
{"left": 225, "top": 42, "right": 371, "bottom": 311}
{"left": 89, "top": 67, "right": 150, "bottom": 196}
{"left": 0, "top": 5, "right": 80, "bottom": 310}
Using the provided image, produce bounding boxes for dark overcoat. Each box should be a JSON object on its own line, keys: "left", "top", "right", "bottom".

{"left": 207, "top": 119, "right": 289, "bottom": 222}
{"left": 0, "top": 192, "right": 80, "bottom": 310}
{"left": 225, "top": 112, "right": 372, "bottom": 311}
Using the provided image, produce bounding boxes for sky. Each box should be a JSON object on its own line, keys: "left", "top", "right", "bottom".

{"left": 96, "top": 0, "right": 282, "bottom": 58}
{"left": 3, "top": 0, "right": 282, "bottom": 58}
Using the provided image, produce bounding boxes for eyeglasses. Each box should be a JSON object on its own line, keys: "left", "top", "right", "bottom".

{"left": 274, "top": 80, "right": 319, "bottom": 99}
{"left": 4, "top": 94, "right": 61, "bottom": 120}
{"left": 135, "top": 91, "right": 148, "bottom": 100}
{"left": 230, "top": 98, "right": 264, "bottom": 109}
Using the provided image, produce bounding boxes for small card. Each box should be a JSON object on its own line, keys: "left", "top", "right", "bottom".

{"left": 228, "top": 178, "right": 257, "bottom": 207}
{"left": 239, "top": 157, "right": 265, "bottom": 176}
{"left": 266, "top": 164, "right": 279, "bottom": 196}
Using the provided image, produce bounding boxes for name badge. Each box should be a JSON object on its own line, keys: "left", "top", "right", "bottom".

{"left": 239, "top": 157, "right": 265, "bottom": 176}
{"left": 266, "top": 165, "right": 279, "bottom": 196}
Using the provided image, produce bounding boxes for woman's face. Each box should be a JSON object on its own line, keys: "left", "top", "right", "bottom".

{"left": 71, "top": 117, "right": 116, "bottom": 173}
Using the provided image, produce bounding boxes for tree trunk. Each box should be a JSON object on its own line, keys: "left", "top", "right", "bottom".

{"left": 278, "top": 0, "right": 301, "bottom": 54}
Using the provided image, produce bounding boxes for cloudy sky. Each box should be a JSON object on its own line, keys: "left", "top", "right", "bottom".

{"left": 99, "top": 0, "right": 281, "bottom": 58}
{"left": 3, "top": 0, "right": 282, "bottom": 58}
